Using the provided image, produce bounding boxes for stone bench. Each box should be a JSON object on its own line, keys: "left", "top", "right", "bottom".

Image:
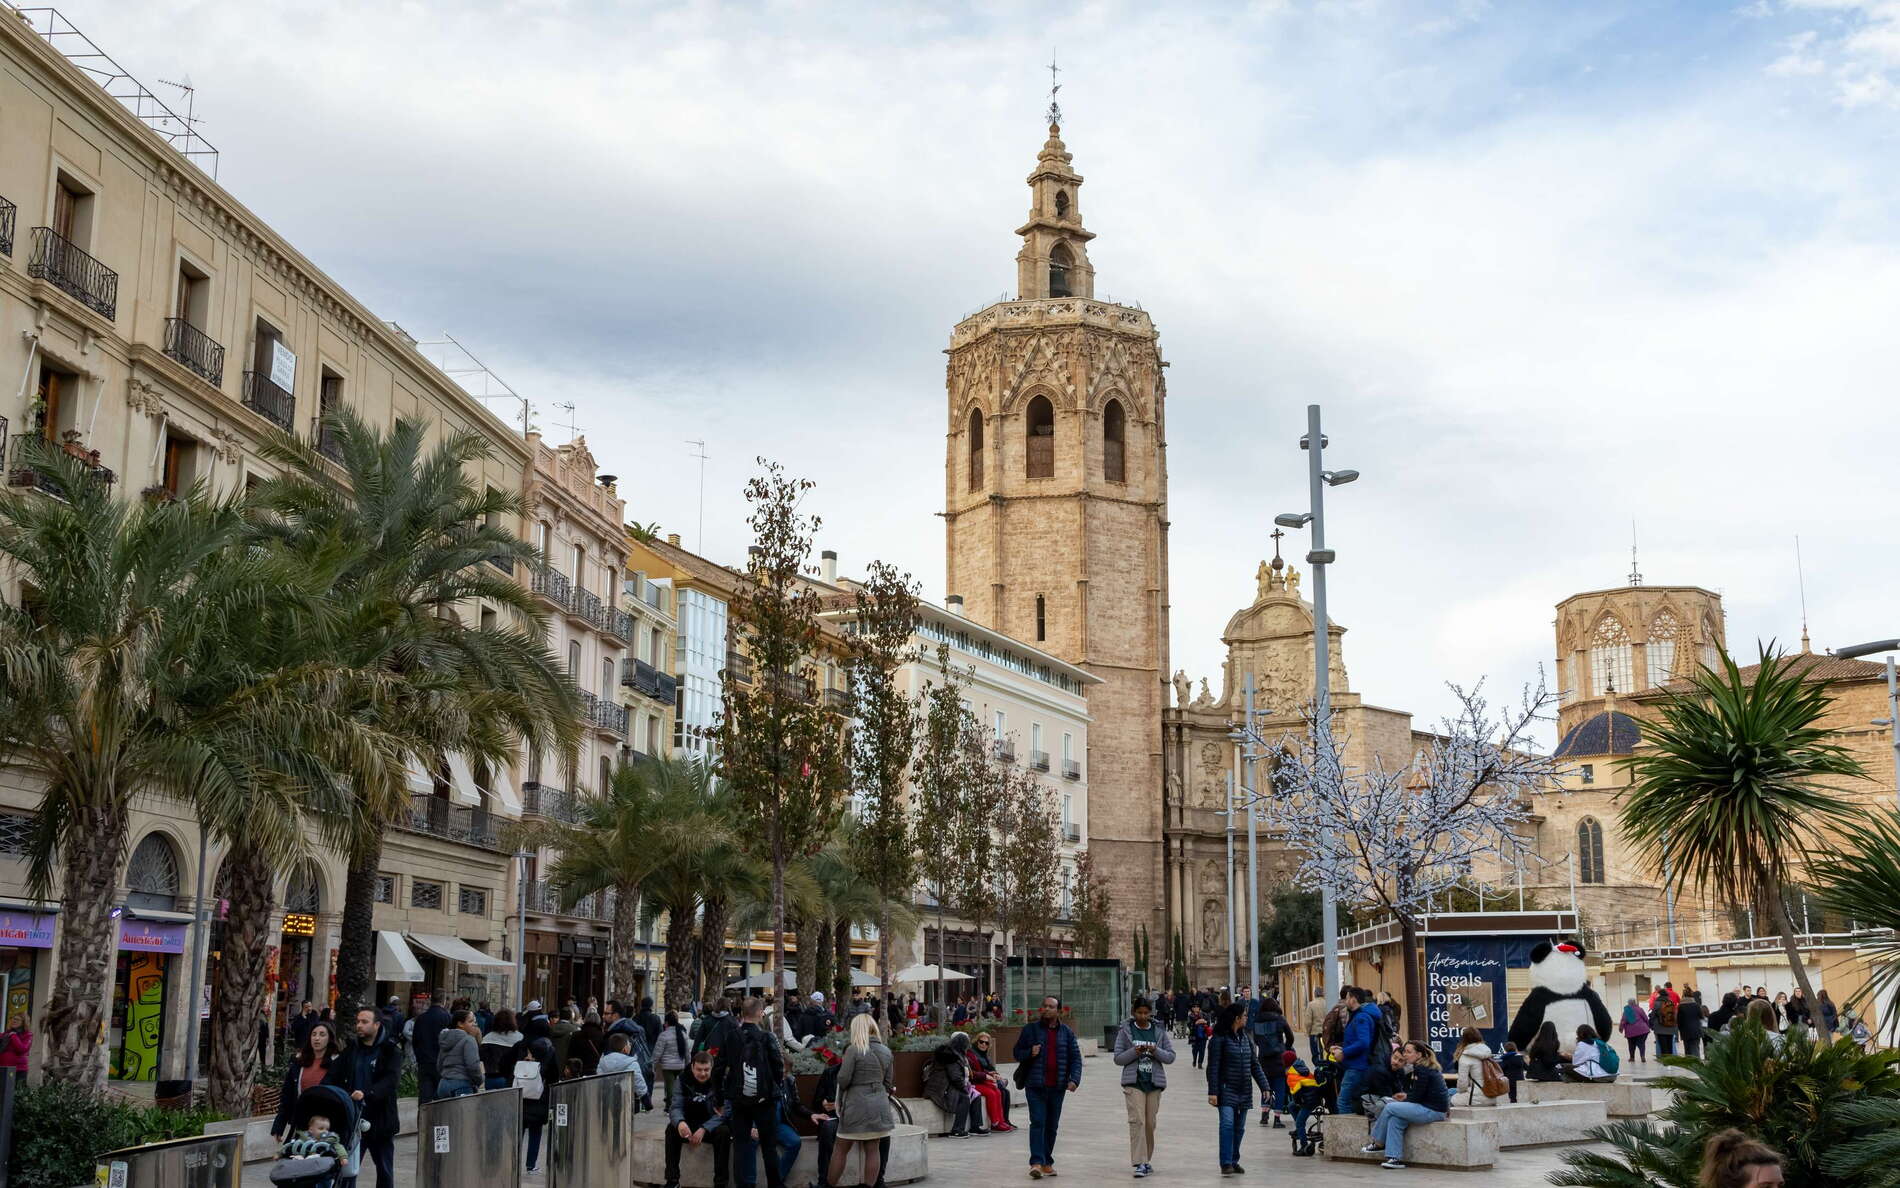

{"left": 1450, "top": 1099, "right": 1607, "bottom": 1146}
{"left": 1323, "top": 1111, "right": 1498, "bottom": 1170}
{"left": 631, "top": 1120, "right": 927, "bottom": 1187}
{"left": 898, "top": 1097, "right": 957, "bottom": 1136}
{"left": 1524, "top": 1079, "right": 1656, "bottom": 1117}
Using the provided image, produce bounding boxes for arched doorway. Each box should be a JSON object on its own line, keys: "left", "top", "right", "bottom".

{"left": 113, "top": 833, "right": 184, "bottom": 1081}
{"left": 277, "top": 862, "right": 324, "bottom": 1050}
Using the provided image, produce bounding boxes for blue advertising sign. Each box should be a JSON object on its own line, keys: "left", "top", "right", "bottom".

{"left": 1422, "top": 937, "right": 1544, "bottom": 1069}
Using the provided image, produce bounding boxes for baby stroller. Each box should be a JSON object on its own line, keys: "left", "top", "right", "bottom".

{"left": 270, "top": 1083, "right": 362, "bottom": 1188}
{"left": 1293, "top": 1059, "right": 1343, "bottom": 1158}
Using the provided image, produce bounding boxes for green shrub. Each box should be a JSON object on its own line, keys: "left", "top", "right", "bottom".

{"left": 1550, "top": 1020, "right": 1900, "bottom": 1188}
{"left": 5, "top": 1081, "right": 225, "bottom": 1188}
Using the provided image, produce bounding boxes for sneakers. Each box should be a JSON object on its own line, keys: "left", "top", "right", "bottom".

{"left": 1272, "top": 1116, "right": 1285, "bottom": 1129}
{"left": 1362, "top": 1143, "right": 1384, "bottom": 1154}
{"left": 1043, "top": 1167, "right": 1059, "bottom": 1177}
{"left": 1132, "top": 1165, "right": 1152, "bottom": 1178}
{"left": 1220, "top": 1167, "right": 1238, "bottom": 1177}
{"left": 1381, "top": 1159, "right": 1407, "bottom": 1170}
{"left": 1231, "top": 1164, "right": 1246, "bottom": 1174}
{"left": 1030, "top": 1170, "right": 1043, "bottom": 1181}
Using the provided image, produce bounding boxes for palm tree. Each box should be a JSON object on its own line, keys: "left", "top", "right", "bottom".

{"left": 810, "top": 817, "right": 906, "bottom": 1005}
{"left": 1619, "top": 646, "right": 1868, "bottom": 1039}
{"left": 0, "top": 447, "right": 375, "bottom": 1086}
{"left": 1810, "top": 809, "right": 1900, "bottom": 1043}
{"left": 251, "top": 409, "right": 580, "bottom": 1017}
{"left": 633, "top": 761, "right": 759, "bottom": 1008}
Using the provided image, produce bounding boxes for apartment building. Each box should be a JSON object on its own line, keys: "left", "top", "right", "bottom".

{"left": 619, "top": 553, "right": 678, "bottom": 764}
{"left": 0, "top": 9, "right": 525, "bottom": 1079}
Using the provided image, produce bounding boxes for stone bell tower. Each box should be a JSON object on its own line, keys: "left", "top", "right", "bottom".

{"left": 943, "top": 117, "right": 1171, "bottom": 968}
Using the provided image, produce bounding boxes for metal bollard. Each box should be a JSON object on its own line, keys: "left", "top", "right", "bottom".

{"left": 93, "top": 1132, "right": 242, "bottom": 1188}
{"left": 547, "top": 1070, "right": 636, "bottom": 1188}
{"left": 416, "top": 1087, "right": 523, "bottom": 1188}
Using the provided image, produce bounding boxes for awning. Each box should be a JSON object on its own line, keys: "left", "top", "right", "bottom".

{"left": 487, "top": 763, "right": 521, "bottom": 815}
{"left": 376, "top": 930, "right": 425, "bottom": 983}
{"left": 406, "top": 932, "right": 513, "bottom": 970}
{"left": 446, "top": 753, "right": 482, "bottom": 805}
{"left": 403, "top": 764, "right": 435, "bottom": 797}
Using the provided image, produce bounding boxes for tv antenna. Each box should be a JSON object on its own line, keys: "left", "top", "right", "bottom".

{"left": 1795, "top": 535, "right": 1811, "bottom": 653}
{"left": 413, "top": 332, "right": 532, "bottom": 436}
{"left": 1627, "top": 521, "right": 1643, "bottom": 587}
{"left": 686, "top": 438, "right": 710, "bottom": 553}
{"left": 554, "top": 402, "right": 579, "bottom": 443}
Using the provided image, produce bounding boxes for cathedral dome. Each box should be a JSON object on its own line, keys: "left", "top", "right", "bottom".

{"left": 1553, "top": 709, "right": 1643, "bottom": 759}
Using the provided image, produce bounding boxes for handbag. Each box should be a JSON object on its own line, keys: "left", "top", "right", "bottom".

{"left": 1478, "top": 1057, "right": 1509, "bottom": 1099}
{"left": 513, "top": 1058, "right": 545, "bottom": 1100}
{"left": 1012, "top": 1058, "right": 1031, "bottom": 1090}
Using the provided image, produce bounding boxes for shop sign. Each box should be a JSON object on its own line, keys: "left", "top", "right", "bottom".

{"left": 1422, "top": 936, "right": 1544, "bottom": 1069}
{"left": 0, "top": 909, "right": 56, "bottom": 949}
{"left": 283, "top": 912, "right": 317, "bottom": 937}
{"left": 117, "top": 918, "right": 188, "bottom": 954}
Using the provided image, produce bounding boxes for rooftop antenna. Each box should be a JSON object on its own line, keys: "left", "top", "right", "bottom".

{"left": 554, "top": 401, "right": 579, "bottom": 443}
{"left": 686, "top": 438, "right": 710, "bottom": 553}
{"left": 1046, "top": 50, "right": 1063, "bottom": 126}
{"left": 413, "top": 332, "right": 532, "bottom": 435}
{"left": 1627, "top": 520, "right": 1643, "bottom": 587}
{"left": 1795, "top": 535, "right": 1812, "bottom": 654}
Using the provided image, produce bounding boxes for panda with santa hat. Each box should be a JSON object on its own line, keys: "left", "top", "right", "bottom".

{"left": 1508, "top": 938, "right": 1612, "bottom": 1055}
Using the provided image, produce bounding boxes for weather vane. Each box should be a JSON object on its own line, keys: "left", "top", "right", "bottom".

{"left": 1046, "top": 50, "right": 1062, "bottom": 127}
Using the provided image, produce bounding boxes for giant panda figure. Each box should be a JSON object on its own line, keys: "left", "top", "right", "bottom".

{"left": 1508, "top": 939, "right": 1612, "bottom": 1056}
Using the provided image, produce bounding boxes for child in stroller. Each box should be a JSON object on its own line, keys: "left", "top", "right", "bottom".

{"left": 1290, "top": 1054, "right": 1343, "bottom": 1158}
{"left": 271, "top": 1083, "right": 362, "bottom": 1188}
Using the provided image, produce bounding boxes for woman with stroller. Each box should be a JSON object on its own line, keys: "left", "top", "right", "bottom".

{"left": 272, "top": 1021, "right": 345, "bottom": 1142}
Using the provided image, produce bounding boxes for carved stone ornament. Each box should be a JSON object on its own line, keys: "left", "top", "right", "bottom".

{"left": 1173, "top": 669, "right": 1192, "bottom": 708}
{"left": 1202, "top": 899, "right": 1224, "bottom": 950}
{"left": 125, "top": 377, "right": 164, "bottom": 416}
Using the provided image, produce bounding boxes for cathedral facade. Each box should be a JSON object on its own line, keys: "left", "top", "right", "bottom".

{"left": 943, "top": 122, "right": 1170, "bottom": 967}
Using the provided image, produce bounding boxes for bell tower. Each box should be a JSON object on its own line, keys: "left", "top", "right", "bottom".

{"left": 943, "top": 116, "right": 1171, "bottom": 967}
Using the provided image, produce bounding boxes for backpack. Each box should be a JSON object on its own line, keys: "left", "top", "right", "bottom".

{"left": 1595, "top": 1039, "right": 1620, "bottom": 1075}
{"left": 1369, "top": 1010, "right": 1397, "bottom": 1068}
{"left": 513, "top": 1058, "right": 545, "bottom": 1101}
{"left": 1658, "top": 997, "right": 1678, "bottom": 1028}
{"left": 733, "top": 1028, "right": 773, "bottom": 1103}
{"left": 1478, "top": 1057, "right": 1509, "bottom": 1099}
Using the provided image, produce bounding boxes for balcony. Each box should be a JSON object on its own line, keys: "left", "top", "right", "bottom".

{"left": 1064, "top": 823, "right": 1081, "bottom": 843}
{"left": 241, "top": 371, "right": 296, "bottom": 433}
{"left": 1063, "top": 759, "right": 1082, "bottom": 781}
{"left": 0, "top": 197, "right": 14, "bottom": 256}
{"left": 570, "top": 586, "right": 604, "bottom": 630}
{"left": 526, "top": 879, "right": 613, "bottom": 921}
{"left": 531, "top": 568, "right": 572, "bottom": 612}
{"left": 603, "top": 609, "right": 633, "bottom": 642}
{"left": 725, "top": 652, "right": 754, "bottom": 685}
{"left": 622, "top": 658, "right": 678, "bottom": 705}
{"left": 1029, "top": 750, "right": 1051, "bottom": 772}
{"left": 521, "top": 781, "right": 575, "bottom": 824}
{"left": 822, "top": 687, "right": 852, "bottom": 713}
{"left": 991, "top": 738, "right": 1016, "bottom": 764}
{"left": 27, "top": 227, "right": 117, "bottom": 320}
{"left": 592, "top": 697, "right": 628, "bottom": 738}
{"left": 7, "top": 434, "right": 115, "bottom": 499}
{"left": 163, "top": 318, "right": 225, "bottom": 386}
{"left": 403, "top": 794, "right": 501, "bottom": 850}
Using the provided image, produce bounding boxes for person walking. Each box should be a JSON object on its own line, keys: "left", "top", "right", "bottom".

{"left": 271, "top": 1020, "right": 343, "bottom": 1141}
{"left": 716, "top": 997, "right": 789, "bottom": 1188}
{"left": 1251, "top": 997, "right": 1294, "bottom": 1127}
{"left": 830, "top": 1013, "right": 895, "bottom": 1188}
{"left": 1303, "top": 990, "right": 1329, "bottom": 1063}
{"left": 1013, "top": 995, "right": 1082, "bottom": 1181}
{"left": 435, "top": 1009, "right": 484, "bottom": 1099}
{"left": 326, "top": 1007, "right": 403, "bottom": 1188}
{"left": 410, "top": 991, "right": 451, "bottom": 1104}
{"left": 1619, "top": 997, "right": 1651, "bottom": 1063}
{"left": 1651, "top": 991, "right": 1680, "bottom": 1057}
{"left": 654, "top": 1010, "right": 692, "bottom": 1106}
{"left": 520, "top": 1034, "right": 561, "bottom": 1174}
{"left": 1205, "top": 1002, "right": 1269, "bottom": 1176}
{"left": 1187, "top": 1008, "right": 1209, "bottom": 1069}
{"left": 1678, "top": 992, "right": 1706, "bottom": 1058}
{"left": 1361, "top": 1041, "right": 1451, "bottom": 1170}
{"left": 551, "top": 1004, "right": 581, "bottom": 1069}
{"left": 1337, "top": 987, "right": 1386, "bottom": 1116}
{"left": 479, "top": 1009, "right": 527, "bottom": 1090}
{"left": 1817, "top": 989, "right": 1839, "bottom": 1035}
{"left": 1113, "top": 996, "right": 1175, "bottom": 1179}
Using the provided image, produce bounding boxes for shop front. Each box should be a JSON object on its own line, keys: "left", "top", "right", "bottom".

{"left": 0, "top": 905, "right": 55, "bottom": 1030}
{"left": 112, "top": 915, "right": 187, "bottom": 1081}
{"left": 406, "top": 933, "right": 513, "bottom": 1006}
{"left": 374, "top": 930, "right": 425, "bottom": 1008}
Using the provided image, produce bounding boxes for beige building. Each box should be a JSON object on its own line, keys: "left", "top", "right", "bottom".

{"left": 0, "top": 8, "right": 532, "bottom": 1079}
{"left": 943, "top": 120, "right": 1169, "bottom": 969}
{"left": 620, "top": 553, "right": 678, "bottom": 763}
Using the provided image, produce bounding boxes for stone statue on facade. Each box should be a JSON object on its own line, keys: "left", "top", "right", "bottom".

{"left": 1173, "top": 669, "right": 1192, "bottom": 708}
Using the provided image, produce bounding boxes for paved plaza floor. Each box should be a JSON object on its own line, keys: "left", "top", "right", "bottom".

{"left": 240, "top": 1047, "right": 1594, "bottom": 1187}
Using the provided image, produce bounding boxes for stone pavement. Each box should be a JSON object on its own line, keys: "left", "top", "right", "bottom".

{"left": 240, "top": 1060, "right": 1592, "bottom": 1187}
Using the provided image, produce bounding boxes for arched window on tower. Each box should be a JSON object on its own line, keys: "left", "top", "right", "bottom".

{"left": 1054, "top": 190, "right": 1070, "bottom": 219}
{"left": 1647, "top": 609, "right": 1681, "bottom": 689}
{"left": 1103, "top": 399, "right": 1126, "bottom": 483}
{"left": 1588, "top": 613, "right": 1632, "bottom": 696}
{"left": 1577, "top": 817, "right": 1606, "bottom": 884}
{"left": 1025, "top": 395, "right": 1055, "bottom": 479}
{"left": 1035, "top": 594, "right": 1046, "bottom": 642}
{"left": 1048, "top": 242, "right": 1074, "bottom": 298}
{"left": 968, "top": 408, "right": 984, "bottom": 491}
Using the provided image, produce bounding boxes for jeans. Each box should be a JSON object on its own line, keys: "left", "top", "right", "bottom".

{"left": 1370, "top": 1100, "right": 1447, "bottom": 1161}
{"left": 1190, "top": 1041, "right": 1205, "bottom": 1068}
{"left": 813, "top": 1119, "right": 889, "bottom": 1187}
{"left": 1656, "top": 1032, "right": 1676, "bottom": 1057}
{"left": 1292, "top": 1105, "right": 1312, "bottom": 1142}
{"left": 737, "top": 1121, "right": 799, "bottom": 1188}
{"left": 727, "top": 1103, "right": 786, "bottom": 1188}
{"left": 436, "top": 1077, "right": 474, "bottom": 1099}
{"left": 1337, "top": 1067, "right": 1368, "bottom": 1115}
{"left": 665, "top": 1125, "right": 732, "bottom": 1185}
{"left": 524, "top": 1122, "right": 543, "bottom": 1171}
{"left": 1217, "top": 1104, "right": 1248, "bottom": 1166}
{"left": 483, "top": 1074, "right": 511, "bottom": 1090}
{"left": 1681, "top": 1030, "right": 1702, "bottom": 1058}
{"left": 1308, "top": 1035, "right": 1323, "bottom": 1063}
{"left": 1025, "top": 1086, "right": 1066, "bottom": 1167}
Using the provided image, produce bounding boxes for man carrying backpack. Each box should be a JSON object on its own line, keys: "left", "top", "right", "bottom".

{"left": 1336, "top": 987, "right": 1388, "bottom": 1116}
{"left": 715, "top": 997, "right": 788, "bottom": 1188}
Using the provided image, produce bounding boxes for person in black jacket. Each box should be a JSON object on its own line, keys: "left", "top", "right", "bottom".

{"left": 1252, "top": 997, "right": 1296, "bottom": 1127}
{"left": 410, "top": 990, "right": 452, "bottom": 1104}
{"left": 1678, "top": 994, "right": 1707, "bottom": 1058}
{"left": 1526, "top": 1021, "right": 1566, "bottom": 1082}
{"left": 1205, "top": 1003, "right": 1269, "bottom": 1176}
{"left": 714, "top": 997, "right": 788, "bottom": 1188}
{"left": 1362, "top": 1041, "right": 1451, "bottom": 1170}
{"left": 521, "top": 1035, "right": 561, "bottom": 1174}
{"left": 326, "top": 1008, "right": 403, "bottom": 1188}
{"left": 668, "top": 1050, "right": 732, "bottom": 1188}
{"left": 808, "top": 1058, "right": 891, "bottom": 1188}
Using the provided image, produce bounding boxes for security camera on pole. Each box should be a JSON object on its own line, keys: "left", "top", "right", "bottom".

{"left": 1270, "top": 404, "right": 1358, "bottom": 1007}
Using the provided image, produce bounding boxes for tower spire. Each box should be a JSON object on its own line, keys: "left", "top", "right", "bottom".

{"left": 1046, "top": 50, "right": 1062, "bottom": 128}
{"left": 1015, "top": 75, "right": 1095, "bottom": 301}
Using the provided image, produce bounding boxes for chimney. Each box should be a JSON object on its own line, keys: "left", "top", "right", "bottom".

{"left": 820, "top": 550, "right": 838, "bottom": 584}
{"left": 946, "top": 594, "right": 964, "bottom": 617}
{"left": 667, "top": 533, "right": 681, "bottom": 547}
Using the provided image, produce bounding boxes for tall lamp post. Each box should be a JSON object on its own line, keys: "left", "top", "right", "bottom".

{"left": 1834, "top": 638, "right": 1900, "bottom": 810}
{"left": 1273, "top": 404, "right": 1359, "bottom": 1007}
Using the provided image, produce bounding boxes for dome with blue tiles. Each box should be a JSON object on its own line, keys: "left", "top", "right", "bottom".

{"left": 1553, "top": 709, "right": 1643, "bottom": 758}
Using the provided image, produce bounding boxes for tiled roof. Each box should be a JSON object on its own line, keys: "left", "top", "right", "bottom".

{"left": 1653, "top": 652, "right": 1889, "bottom": 693}
{"left": 1554, "top": 710, "right": 1644, "bottom": 758}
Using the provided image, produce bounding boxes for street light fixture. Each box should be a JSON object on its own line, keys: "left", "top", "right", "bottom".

{"left": 1833, "top": 638, "right": 1900, "bottom": 809}
{"left": 1276, "top": 403, "right": 1357, "bottom": 1007}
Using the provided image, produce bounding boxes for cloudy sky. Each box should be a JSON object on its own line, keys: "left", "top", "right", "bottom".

{"left": 71, "top": 0, "right": 1900, "bottom": 740}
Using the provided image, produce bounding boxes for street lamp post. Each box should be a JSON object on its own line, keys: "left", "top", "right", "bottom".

{"left": 1834, "top": 639, "right": 1900, "bottom": 811}
{"left": 1274, "top": 404, "right": 1357, "bottom": 1007}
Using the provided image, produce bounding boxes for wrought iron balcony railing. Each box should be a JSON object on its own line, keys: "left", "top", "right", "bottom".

{"left": 163, "top": 318, "right": 224, "bottom": 385}
{"left": 725, "top": 652, "right": 754, "bottom": 685}
{"left": 1062, "top": 758, "right": 1082, "bottom": 780}
{"left": 531, "top": 568, "right": 571, "bottom": 610}
{"left": 403, "top": 793, "right": 501, "bottom": 850}
{"left": 315, "top": 421, "right": 343, "bottom": 463}
{"left": 991, "top": 738, "right": 1016, "bottom": 763}
{"left": 1064, "top": 823, "right": 1081, "bottom": 843}
{"left": 526, "top": 879, "right": 613, "bottom": 921}
{"left": 622, "top": 658, "right": 678, "bottom": 705}
{"left": 604, "top": 609, "right": 633, "bottom": 641}
{"left": 0, "top": 198, "right": 14, "bottom": 257}
{"left": 823, "top": 687, "right": 852, "bottom": 713}
{"left": 7, "top": 434, "right": 115, "bottom": 499}
{"left": 28, "top": 226, "right": 117, "bottom": 319}
{"left": 241, "top": 371, "right": 296, "bottom": 433}
{"left": 571, "top": 586, "right": 603, "bottom": 628}
{"left": 1029, "top": 750, "right": 1051, "bottom": 772}
{"left": 592, "top": 698, "right": 628, "bottom": 737}
{"left": 520, "top": 781, "right": 574, "bottom": 823}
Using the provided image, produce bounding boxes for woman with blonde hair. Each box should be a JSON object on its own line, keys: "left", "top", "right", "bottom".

{"left": 830, "top": 1012, "right": 895, "bottom": 1187}
{"left": 1698, "top": 1129, "right": 1782, "bottom": 1187}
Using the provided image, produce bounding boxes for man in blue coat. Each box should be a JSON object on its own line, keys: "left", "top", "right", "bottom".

{"left": 1337, "top": 987, "right": 1386, "bottom": 1115}
{"left": 1013, "top": 995, "right": 1082, "bottom": 1180}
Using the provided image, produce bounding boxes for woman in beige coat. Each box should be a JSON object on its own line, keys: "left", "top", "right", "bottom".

{"left": 831, "top": 1013, "right": 896, "bottom": 1188}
